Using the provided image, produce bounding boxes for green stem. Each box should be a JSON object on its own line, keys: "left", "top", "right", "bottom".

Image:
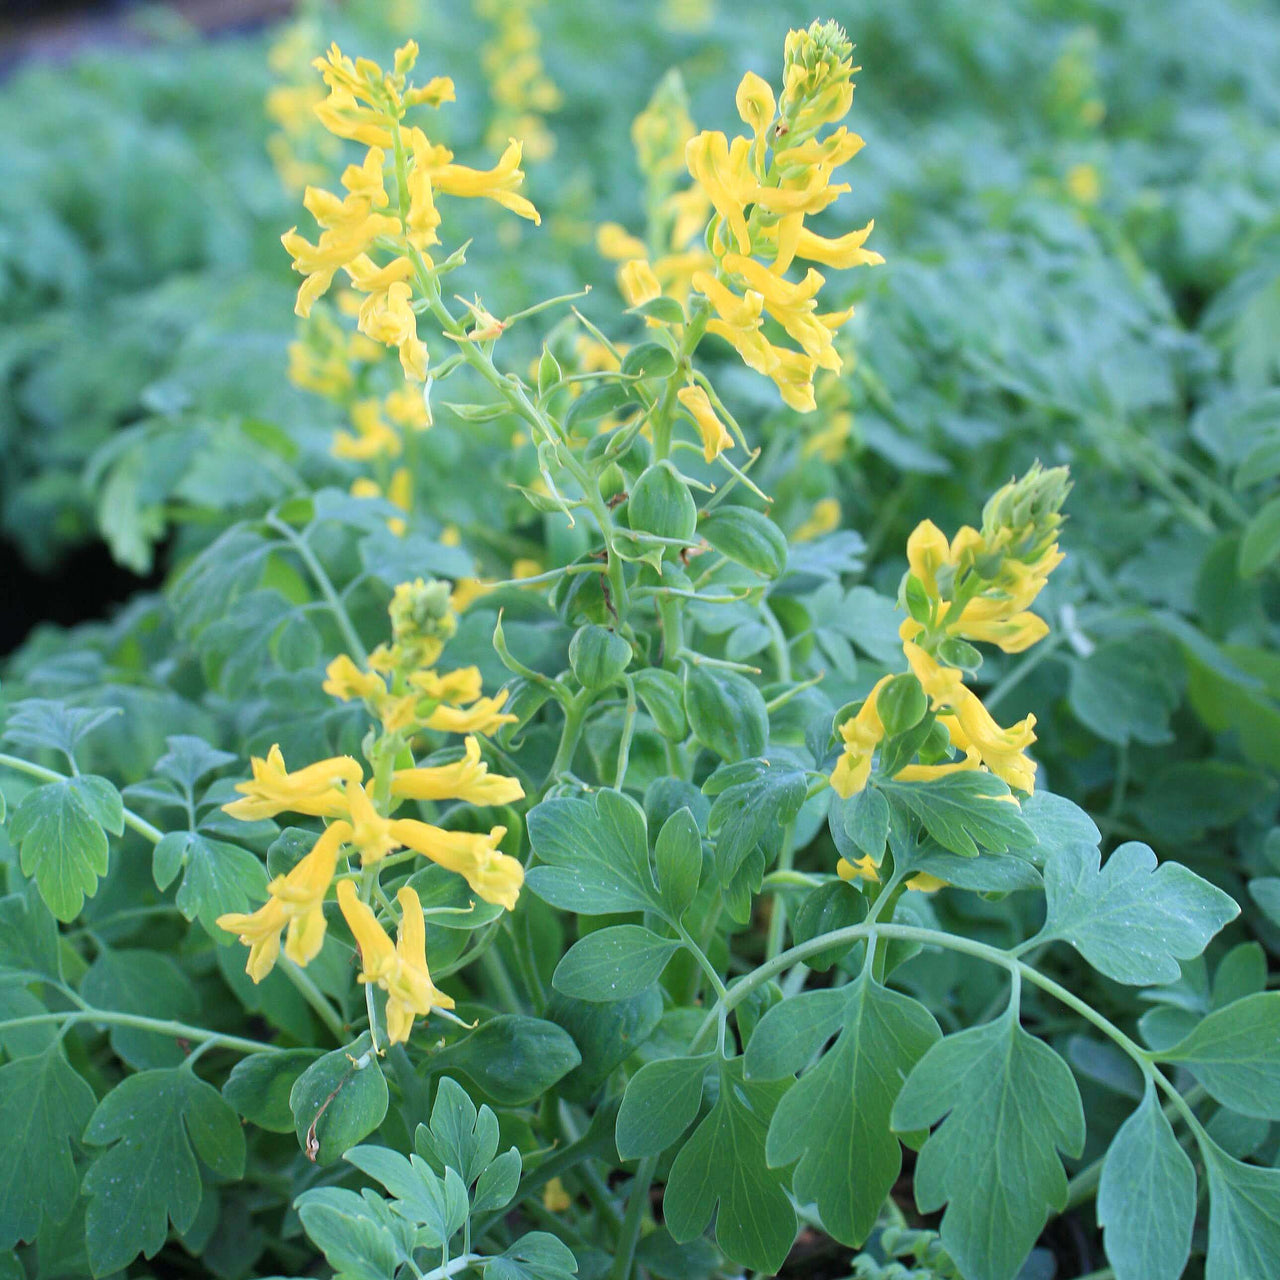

{"left": 0, "top": 753, "right": 165, "bottom": 843}
{"left": 760, "top": 602, "right": 792, "bottom": 683}
{"left": 544, "top": 690, "right": 590, "bottom": 794}
{"left": 701, "top": 922, "right": 1200, "bottom": 1131}
{"left": 983, "top": 632, "right": 1066, "bottom": 712}
{"left": 279, "top": 957, "right": 347, "bottom": 1042}
{"left": 480, "top": 944, "right": 523, "bottom": 1014}
{"left": 0, "top": 1009, "right": 278, "bottom": 1056}
{"left": 266, "top": 515, "right": 368, "bottom": 664}
{"left": 609, "top": 1156, "right": 658, "bottom": 1280}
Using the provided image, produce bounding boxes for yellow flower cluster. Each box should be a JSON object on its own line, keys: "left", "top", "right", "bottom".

{"left": 475, "top": 0, "right": 561, "bottom": 163}
{"left": 217, "top": 579, "right": 525, "bottom": 1042}
{"left": 281, "top": 40, "right": 540, "bottom": 384}
{"left": 684, "top": 21, "right": 884, "bottom": 412}
{"left": 598, "top": 71, "right": 714, "bottom": 311}
{"left": 829, "top": 464, "right": 1070, "bottom": 809}
{"left": 324, "top": 578, "right": 517, "bottom": 738}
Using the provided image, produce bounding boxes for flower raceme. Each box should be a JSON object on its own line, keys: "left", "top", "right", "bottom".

{"left": 218, "top": 578, "right": 525, "bottom": 1009}
{"left": 685, "top": 21, "right": 883, "bottom": 412}
{"left": 829, "top": 464, "right": 1070, "bottom": 807}
{"left": 281, "top": 40, "right": 541, "bottom": 383}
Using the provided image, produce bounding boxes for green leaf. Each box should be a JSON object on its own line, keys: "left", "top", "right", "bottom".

{"left": 487, "top": 1231, "right": 579, "bottom": 1280}
{"left": 879, "top": 772, "right": 1034, "bottom": 858}
{"left": 1133, "top": 761, "right": 1276, "bottom": 841}
{"left": 290, "top": 1035, "right": 389, "bottom": 1166}
{"left": 0, "top": 1043, "right": 96, "bottom": 1249}
{"left": 152, "top": 831, "right": 268, "bottom": 941}
{"left": 294, "top": 1187, "right": 409, "bottom": 1280}
{"left": 1158, "top": 993, "right": 1280, "bottom": 1119}
{"left": 908, "top": 840, "right": 1042, "bottom": 893}
{"left": 152, "top": 735, "right": 236, "bottom": 793}
{"left": 698, "top": 507, "right": 788, "bottom": 579}
{"left": 616, "top": 1054, "right": 714, "bottom": 1160}
{"left": 830, "top": 787, "right": 891, "bottom": 863}
{"left": 1068, "top": 634, "right": 1183, "bottom": 746}
{"left": 1020, "top": 790, "right": 1100, "bottom": 865}
{"left": 1, "top": 699, "right": 121, "bottom": 761}
{"left": 663, "top": 1058, "right": 796, "bottom": 1273}
{"left": 0, "top": 886, "right": 62, "bottom": 980}
{"left": 83, "top": 1063, "right": 245, "bottom": 1274}
{"left": 345, "top": 1146, "right": 468, "bottom": 1246}
{"left": 10, "top": 775, "right": 124, "bottom": 921}
{"left": 1239, "top": 495, "right": 1280, "bottom": 576}
{"left": 80, "top": 948, "right": 200, "bottom": 1070}
{"left": 414, "top": 1076, "right": 499, "bottom": 1186}
{"left": 1040, "top": 842, "right": 1239, "bottom": 985}
{"left": 621, "top": 342, "right": 678, "bottom": 380}
{"left": 223, "top": 1050, "right": 321, "bottom": 1133}
{"left": 1097, "top": 1081, "right": 1195, "bottom": 1280}
{"left": 705, "top": 758, "right": 806, "bottom": 884}
{"left": 746, "top": 973, "right": 941, "bottom": 1245}
{"left": 1202, "top": 1138, "right": 1280, "bottom": 1279}
{"left": 683, "top": 666, "right": 768, "bottom": 762}
{"left": 630, "top": 295, "right": 686, "bottom": 325}
{"left": 430, "top": 1016, "right": 581, "bottom": 1105}
{"left": 526, "top": 789, "right": 662, "bottom": 915}
{"left": 553, "top": 925, "right": 681, "bottom": 1002}
{"left": 548, "top": 988, "right": 663, "bottom": 1102}
{"left": 790, "top": 881, "right": 866, "bottom": 972}
{"left": 633, "top": 668, "right": 688, "bottom": 740}
{"left": 891, "top": 1007, "right": 1085, "bottom": 1280}
{"left": 655, "top": 806, "right": 702, "bottom": 920}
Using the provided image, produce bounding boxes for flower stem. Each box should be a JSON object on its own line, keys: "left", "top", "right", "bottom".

{"left": 0, "top": 1009, "right": 278, "bottom": 1056}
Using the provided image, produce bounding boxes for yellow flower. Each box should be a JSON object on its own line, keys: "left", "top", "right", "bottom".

{"left": 218, "top": 820, "right": 352, "bottom": 981}
{"left": 794, "top": 497, "right": 840, "bottom": 542}
{"left": 391, "top": 735, "right": 525, "bottom": 806}
{"left": 337, "top": 881, "right": 454, "bottom": 1043}
{"left": 676, "top": 385, "right": 734, "bottom": 462}
{"left": 343, "top": 781, "right": 401, "bottom": 865}
{"left": 942, "top": 692, "right": 1038, "bottom": 794}
{"left": 543, "top": 1177, "right": 573, "bottom": 1213}
{"left": 424, "top": 692, "right": 518, "bottom": 736}
{"left": 1066, "top": 163, "right": 1101, "bottom": 204}
{"left": 836, "top": 852, "right": 946, "bottom": 893}
{"left": 420, "top": 133, "right": 541, "bottom": 224}
{"left": 222, "top": 746, "right": 363, "bottom": 821}
{"left": 389, "top": 820, "right": 523, "bottom": 910}
{"left": 324, "top": 654, "right": 387, "bottom": 703}
{"left": 410, "top": 666, "right": 485, "bottom": 706}
{"left": 829, "top": 675, "right": 890, "bottom": 798}
{"left": 357, "top": 281, "right": 429, "bottom": 381}
{"left": 619, "top": 258, "right": 662, "bottom": 308}
{"left": 685, "top": 130, "right": 757, "bottom": 253}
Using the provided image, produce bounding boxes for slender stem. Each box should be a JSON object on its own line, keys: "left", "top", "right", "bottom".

{"left": 614, "top": 677, "right": 638, "bottom": 791}
{"left": 0, "top": 753, "right": 166, "bottom": 843}
{"left": 418, "top": 1255, "right": 483, "bottom": 1280}
{"left": 543, "top": 690, "right": 590, "bottom": 794}
{"left": 480, "top": 945, "right": 523, "bottom": 1014}
{"left": 609, "top": 1156, "right": 658, "bottom": 1280}
{"left": 0, "top": 1009, "right": 278, "bottom": 1056}
{"left": 267, "top": 515, "right": 368, "bottom": 664}
{"left": 676, "top": 923, "right": 729, "bottom": 1004}
{"left": 764, "top": 824, "right": 796, "bottom": 961}
{"left": 279, "top": 957, "right": 347, "bottom": 1042}
{"left": 760, "top": 602, "right": 792, "bottom": 683}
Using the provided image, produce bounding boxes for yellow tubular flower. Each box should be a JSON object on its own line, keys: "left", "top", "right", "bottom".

{"left": 837, "top": 853, "right": 945, "bottom": 894}
{"left": 619, "top": 258, "right": 662, "bottom": 308}
{"left": 429, "top": 138, "right": 541, "bottom": 223}
{"left": 943, "top": 692, "right": 1038, "bottom": 793}
{"left": 337, "top": 881, "right": 455, "bottom": 1043}
{"left": 424, "top": 693, "right": 517, "bottom": 736}
{"left": 391, "top": 736, "right": 525, "bottom": 806}
{"left": 324, "top": 654, "right": 387, "bottom": 703}
{"left": 676, "top": 385, "right": 734, "bottom": 462}
{"left": 829, "top": 675, "right": 891, "bottom": 798}
{"left": 388, "top": 820, "right": 523, "bottom": 910}
{"left": 685, "top": 131, "right": 756, "bottom": 253}
{"left": 410, "top": 666, "right": 486, "bottom": 705}
{"left": 343, "top": 782, "right": 401, "bottom": 865}
{"left": 218, "top": 820, "right": 352, "bottom": 980}
{"left": 222, "top": 746, "right": 363, "bottom": 821}
{"left": 794, "top": 497, "right": 840, "bottom": 542}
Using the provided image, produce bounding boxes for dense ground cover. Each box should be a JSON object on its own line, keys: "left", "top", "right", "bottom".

{"left": 0, "top": 2, "right": 1277, "bottom": 1278}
